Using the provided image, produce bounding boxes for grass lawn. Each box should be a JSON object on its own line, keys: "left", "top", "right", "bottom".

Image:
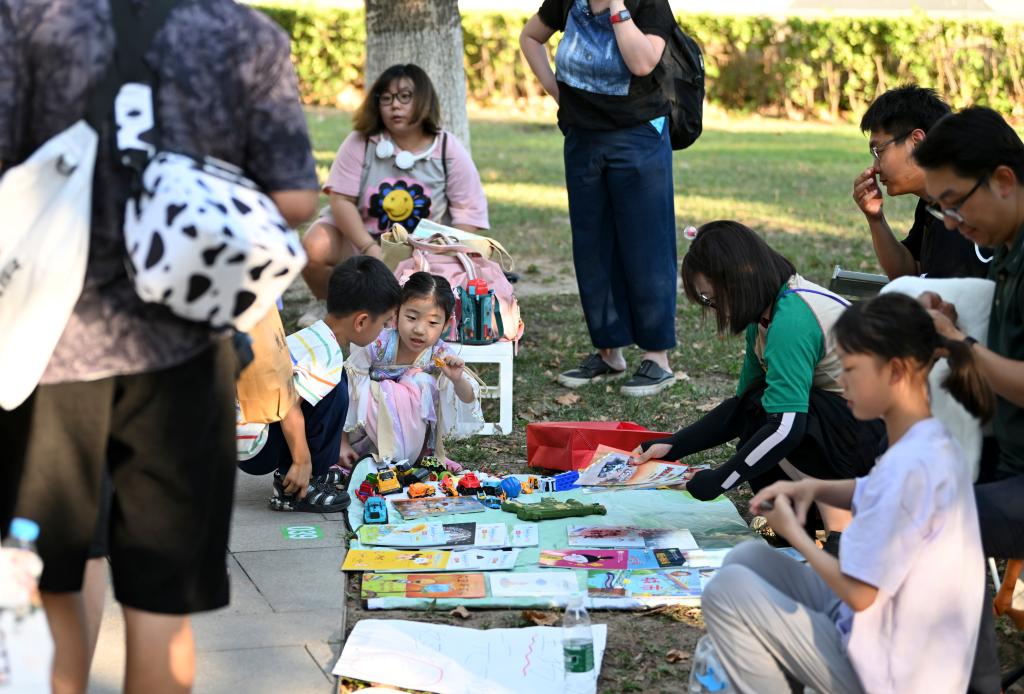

{"left": 298, "top": 106, "right": 1024, "bottom": 692}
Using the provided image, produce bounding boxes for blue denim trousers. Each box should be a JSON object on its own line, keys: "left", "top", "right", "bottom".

{"left": 563, "top": 120, "right": 677, "bottom": 351}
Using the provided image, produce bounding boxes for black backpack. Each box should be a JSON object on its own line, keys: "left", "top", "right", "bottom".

{"left": 661, "top": 23, "right": 705, "bottom": 150}
{"left": 560, "top": 0, "right": 705, "bottom": 150}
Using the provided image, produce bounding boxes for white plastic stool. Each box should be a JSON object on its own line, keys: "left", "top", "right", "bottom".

{"left": 459, "top": 341, "right": 514, "bottom": 435}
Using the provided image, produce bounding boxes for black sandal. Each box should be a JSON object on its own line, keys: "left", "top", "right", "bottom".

{"left": 270, "top": 475, "right": 351, "bottom": 513}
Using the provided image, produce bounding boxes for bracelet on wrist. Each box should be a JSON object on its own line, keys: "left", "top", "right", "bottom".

{"left": 963, "top": 336, "right": 978, "bottom": 349}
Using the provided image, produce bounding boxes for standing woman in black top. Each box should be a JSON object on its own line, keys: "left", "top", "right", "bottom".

{"left": 521, "top": 0, "right": 680, "bottom": 397}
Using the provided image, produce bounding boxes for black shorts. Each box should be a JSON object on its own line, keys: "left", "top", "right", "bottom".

{"left": 5, "top": 341, "right": 237, "bottom": 614}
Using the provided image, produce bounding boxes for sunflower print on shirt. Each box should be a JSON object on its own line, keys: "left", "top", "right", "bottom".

{"left": 367, "top": 178, "right": 433, "bottom": 232}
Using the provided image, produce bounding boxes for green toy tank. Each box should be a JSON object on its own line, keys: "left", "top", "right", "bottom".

{"left": 500, "top": 497, "right": 607, "bottom": 522}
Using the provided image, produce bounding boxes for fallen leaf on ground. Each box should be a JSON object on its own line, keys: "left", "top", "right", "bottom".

{"left": 521, "top": 609, "right": 559, "bottom": 626}
{"left": 666, "top": 649, "right": 691, "bottom": 663}
{"left": 673, "top": 371, "right": 691, "bottom": 381}
{"left": 696, "top": 401, "right": 719, "bottom": 412}
{"left": 555, "top": 392, "right": 581, "bottom": 406}
{"left": 449, "top": 606, "right": 471, "bottom": 619}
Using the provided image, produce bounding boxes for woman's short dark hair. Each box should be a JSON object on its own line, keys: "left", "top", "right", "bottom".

{"left": 833, "top": 293, "right": 994, "bottom": 422}
{"left": 353, "top": 64, "right": 442, "bottom": 137}
{"left": 400, "top": 271, "right": 456, "bottom": 322}
{"left": 681, "top": 221, "right": 796, "bottom": 334}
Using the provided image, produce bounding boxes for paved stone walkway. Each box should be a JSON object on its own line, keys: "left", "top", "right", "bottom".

{"left": 89, "top": 472, "right": 347, "bottom": 693}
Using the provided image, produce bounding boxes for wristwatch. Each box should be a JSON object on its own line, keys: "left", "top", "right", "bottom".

{"left": 610, "top": 9, "right": 632, "bottom": 24}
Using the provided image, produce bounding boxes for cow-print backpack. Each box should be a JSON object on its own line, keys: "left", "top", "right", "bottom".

{"left": 97, "top": 0, "right": 306, "bottom": 332}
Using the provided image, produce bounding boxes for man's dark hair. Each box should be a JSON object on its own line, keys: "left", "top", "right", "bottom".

{"left": 859, "top": 85, "right": 951, "bottom": 136}
{"left": 326, "top": 256, "right": 402, "bottom": 318}
{"left": 681, "top": 221, "right": 796, "bottom": 335}
{"left": 913, "top": 106, "right": 1024, "bottom": 181}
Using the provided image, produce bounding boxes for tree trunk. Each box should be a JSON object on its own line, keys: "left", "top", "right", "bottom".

{"left": 365, "top": 0, "right": 471, "bottom": 152}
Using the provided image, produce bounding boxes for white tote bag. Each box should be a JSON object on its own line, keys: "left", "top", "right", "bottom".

{"left": 0, "top": 121, "right": 96, "bottom": 410}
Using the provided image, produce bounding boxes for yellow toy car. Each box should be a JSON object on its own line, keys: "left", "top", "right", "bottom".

{"left": 376, "top": 468, "right": 402, "bottom": 496}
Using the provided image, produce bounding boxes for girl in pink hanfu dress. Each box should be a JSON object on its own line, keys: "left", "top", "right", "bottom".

{"left": 343, "top": 272, "right": 483, "bottom": 467}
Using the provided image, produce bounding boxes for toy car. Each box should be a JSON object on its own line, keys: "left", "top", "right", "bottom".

{"left": 419, "top": 456, "right": 446, "bottom": 474}
{"left": 481, "top": 496, "right": 503, "bottom": 509}
{"left": 407, "top": 482, "right": 436, "bottom": 499}
{"left": 376, "top": 469, "right": 402, "bottom": 496}
{"left": 363, "top": 497, "right": 388, "bottom": 524}
{"left": 539, "top": 477, "right": 557, "bottom": 493}
{"left": 481, "top": 481, "right": 503, "bottom": 497}
{"left": 395, "top": 461, "right": 414, "bottom": 486}
{"left": 406, "top": 468, "right": 431, "bottom": 485}
{"left": 500, "top": 477, "right": 522, "bottom": 499}
{"left": 521, "top": 476, "right": 538, "bottom": 495}
{"left": 355, "top": 481, "right": 376, "bottom": 503}
{"left": 440, "top": 477, "right": 459, "bottom": 497}
{"left": 457, "top": 472, "right": 482, "bottom": 496}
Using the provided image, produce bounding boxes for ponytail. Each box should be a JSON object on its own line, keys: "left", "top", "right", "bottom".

{"left": 940, "top": 338, "right": 995, "bottom": 423}
{"left": 834, "top": 293, "right": 996, "bottom": 423}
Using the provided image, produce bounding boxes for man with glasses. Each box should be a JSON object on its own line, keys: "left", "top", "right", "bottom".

{"left": 853, "top": 86, "right": 989, "bottom": 280}
{"left": 915, "top": 106, "right": 1024, "bottom": 694}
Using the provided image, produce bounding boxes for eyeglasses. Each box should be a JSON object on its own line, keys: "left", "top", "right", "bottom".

{"left": 925, "top": 176, "right": 987, "bottom": 224}
{"left": 870, "top": 131, "right": 912, "bottom": 161}
{"left": 378, "top": 90, "right": 413, "bottom": 106}
{"left": 698, "top": 293, "right": 716, "bottom": 309}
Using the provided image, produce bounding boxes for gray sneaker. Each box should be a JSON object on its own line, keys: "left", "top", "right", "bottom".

{"left": 620, "top": 360, "right": 676, "bottom": 397}
{"left": 557, "top": 353, "right": 627, "bottom": 388}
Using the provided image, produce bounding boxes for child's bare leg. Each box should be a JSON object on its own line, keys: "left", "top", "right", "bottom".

{"left": 41, "top": 591, "right": 91, "bottom": 694}
{"left": 83, "top": 557, "right": 108, "bottom": 667}
{"left": 123, "top": 607, "right": 194, "bottom": 694}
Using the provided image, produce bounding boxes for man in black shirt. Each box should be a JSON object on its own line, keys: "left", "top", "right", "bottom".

{"left": 852, "top": 85, "right": 989, "bottom": 280}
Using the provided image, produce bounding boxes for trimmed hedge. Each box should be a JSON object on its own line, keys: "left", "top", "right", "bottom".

{"left": 254, "top": 4, "right": 1024, "bottom": 119}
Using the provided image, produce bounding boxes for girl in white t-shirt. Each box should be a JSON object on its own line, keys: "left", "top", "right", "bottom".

{"left": 701, "top": 292, "right": 993, "bottom": 694}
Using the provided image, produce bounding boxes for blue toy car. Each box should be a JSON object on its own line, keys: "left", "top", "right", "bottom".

{"left": 363, "top": 497, "right": 388, "bottom": 525}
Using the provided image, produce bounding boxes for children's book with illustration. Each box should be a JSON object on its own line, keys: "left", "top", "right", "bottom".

{"left": 361, "top": 572, "right": 487, "bottom": 600}
{"left": 488, "top": 571, "right": 579, "bottom": 598}
{"left": 342, "top": 549, "right": 450, "bottom": 573}
{"left": 538, "top": 549, "right": 629, "bottom": 570}
{"left": 390, "top": 496, "right": 486, "bottom": 520}
{"left": 567, "top": 525, "right": 645, "bottom": 548}
{"left": 627, "top": 548, "right": 687, "bottom": 570}
{"left": 575, "top": 445, "right": 692, "bottom": 487}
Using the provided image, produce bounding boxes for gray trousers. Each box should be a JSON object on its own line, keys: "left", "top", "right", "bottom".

{"left": 701, "top": 541, "right": 865, "bottom": 694}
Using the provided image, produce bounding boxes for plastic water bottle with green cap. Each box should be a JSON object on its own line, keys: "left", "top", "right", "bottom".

{"left": 563, "top": 594, "right": 595, "bottom": 693}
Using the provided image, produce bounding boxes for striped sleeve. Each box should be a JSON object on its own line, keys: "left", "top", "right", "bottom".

{"left": 286, "top": 320, "right": 345, "bottom": 406}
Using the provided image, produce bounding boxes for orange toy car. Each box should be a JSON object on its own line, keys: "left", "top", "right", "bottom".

{"left": 407, "top": 482, "right": 436, "bottom": 499}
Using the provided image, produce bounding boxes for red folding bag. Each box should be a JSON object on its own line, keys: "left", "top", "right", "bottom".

{"left": 526, "top": 421, "right": 673, "bottom": 472}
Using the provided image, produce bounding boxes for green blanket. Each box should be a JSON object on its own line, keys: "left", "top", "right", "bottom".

{"left": 345, "top": 459, "right": 755, "bottom": 610}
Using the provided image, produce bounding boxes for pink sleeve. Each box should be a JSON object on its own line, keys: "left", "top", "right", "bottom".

{"left": 440, "top": 133, "right": 490, "bottom": 230}
{"left": 323, "top": 131, "right": 368, "bottom": 198}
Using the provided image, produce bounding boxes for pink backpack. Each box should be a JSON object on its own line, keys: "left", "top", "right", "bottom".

{"left": 394, "top": 235, "right": 524, "bottom": 345}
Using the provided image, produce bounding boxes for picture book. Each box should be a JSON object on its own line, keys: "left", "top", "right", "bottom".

{"left": 683, "top": 548, "right": 731, "bottom": 568}
{"left": 509, "top": 524, "right": 539, "bottom": 547}
{"left": 586, "top": 570, "right": 628, "bottom": 598}
{"left": 627, "top": 548, "right": 687, "bottom": 570}
{"left": 538, "top": 549, "right": 629, "bottom": 570}
{"left": 358, "top": 523, "right": 446, "bottom": 548}
{"left": 627, "top": 569, "right": 705, "bottom": 599}
{"left": 361, "top": 573, "right": 487, "bottom": 600}
{"left": 472, "top": 523, "right": 508, "bottom": 548}
{"left": 575, "top": 445, "right": 693, "bottom": 487}
{"left": 488, "top": 571, "right": 579, "bottom": 598}
{"left": 638, "top": 528, "right": 699, "bottom": 552}
{"left": 391, "top": 496, "right": 486, "bottom": 520}
{"left": 446, "top": 549, "right": 520, "bottom": 572}
{"left": 567, "top": 525, "right": 645, "bottom": 549}
{"left": 440, "top": 522, "right": 476, "bottom": 547}
{"left": 342, "top": 549, "right": 450, "bottom": 573}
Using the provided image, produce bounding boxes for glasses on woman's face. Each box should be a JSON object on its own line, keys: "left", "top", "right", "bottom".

{"left": 870, "top": 131, "right": 911, "bottom": 161}
{"left": 698, "top": 293, "right": 716, "bottom": 309}
{"left": 926, "top": 176, "right": 987, "bottom": 224}
{"left": 378, "top": 90, "right": 413, "bottom": 106}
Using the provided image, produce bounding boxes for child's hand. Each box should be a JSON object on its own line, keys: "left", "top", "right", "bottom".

{"left": 631, "top": 443, "right": 672, "bottom": 465}
{"left": 437, "top": 355, "right": 465, "bottom": 382}
{"left": 338, "top": 439, "right": 359, "bottom": 469}
{"left": 750, "top": 480, "right": 815, "bottom": 533}
{"left": 282, "top": 459, "right": 312, "bottom": 499}
{"left": 760, "top": 493, "right": 802, "bottom": 540}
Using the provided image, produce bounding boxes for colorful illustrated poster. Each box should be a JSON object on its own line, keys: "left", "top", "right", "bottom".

{"left": 488, "top": 571, "right": 579, "bottom": 598}
{"left": 342, "top": 549, "right": 449, "bottom": 573}
{"left": 638, "top": 528, "right": 699, "bottom": 551}
{"left": 358, "top": 523, "right": 446, "bottom": 548}
{"left": 391, "top": 496, "right": 486, "bottom": 520}
{"left": 586, "top": 570, "right": 628, "bottom": 598}
{"left": 446, "top": 549, "right": 520, "bottom": 572}
{"left": 361, "top": 573, "right": 487, "bottom": 600}
{"left": 575, "top": 445, "right": 692, "bottom": 487}
{"left": 626, "top": 569, "right": 704, "bottom": 599}
{"left": 538, "top": 549, "right": 628, "bottom": 570}
{"left": 567, "top": 525, "right": 645, "bottom": 549}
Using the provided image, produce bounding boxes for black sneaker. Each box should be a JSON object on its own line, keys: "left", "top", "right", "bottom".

{"left": 620, "top": 360, "right": 676, "bottom": 397}
{"left": 557, "top": 353, "right": 627, "bottom": 388}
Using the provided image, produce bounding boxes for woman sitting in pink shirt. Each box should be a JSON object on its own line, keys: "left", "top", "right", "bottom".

{"left": 302, "top": 63, "right": 490, "bottom": 300}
